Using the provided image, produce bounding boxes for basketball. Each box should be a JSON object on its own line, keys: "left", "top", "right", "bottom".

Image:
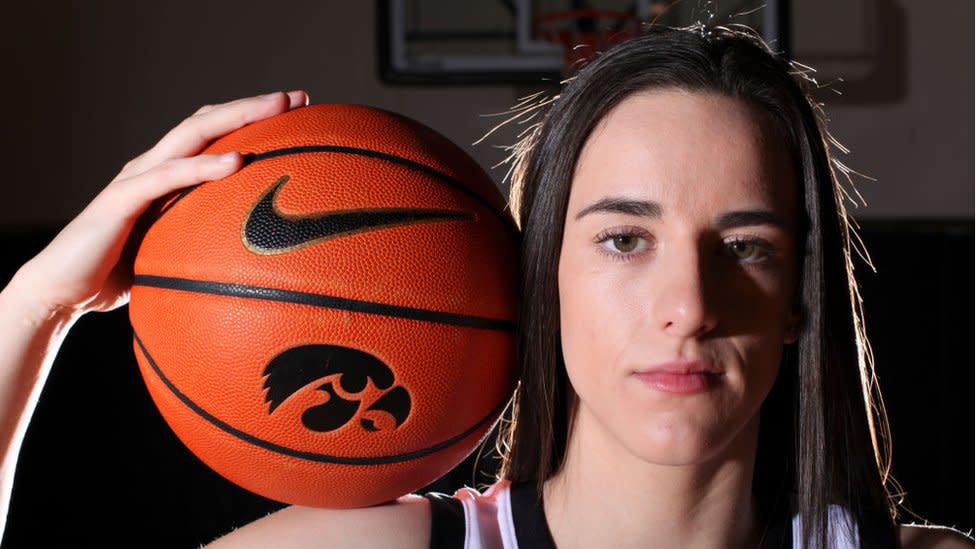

{"left": 128, "top": 104, "right": 519, "bottom": 508}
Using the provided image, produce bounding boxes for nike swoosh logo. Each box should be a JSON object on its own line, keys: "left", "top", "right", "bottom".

{"left": 243, "top": 175, "right": 472, "bottom": 255}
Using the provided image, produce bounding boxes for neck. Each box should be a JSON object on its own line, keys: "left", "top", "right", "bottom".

{"left": 542, "top": 410, "right": 764, "bottom": 549}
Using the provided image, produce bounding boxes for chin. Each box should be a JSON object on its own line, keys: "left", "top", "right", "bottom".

{"left": 625, "top": 414, "right": 759, "bottom": 468}
{"left": 631, "top": 427, "right": 720, "bottom": 466}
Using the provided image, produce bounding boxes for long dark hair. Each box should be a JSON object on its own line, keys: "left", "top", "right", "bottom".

{"left": 496, "top": 25, "right": 897, "bottom": 548}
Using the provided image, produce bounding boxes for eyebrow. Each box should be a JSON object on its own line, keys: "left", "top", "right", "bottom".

{"left": 714, "top": 210, "right": 790, "bottom": 231}
{"left": 574, "top": 197, "right": 790, "bottom": 231}
{"left": 574, "top": 197, "right": 662, "bottom": 220}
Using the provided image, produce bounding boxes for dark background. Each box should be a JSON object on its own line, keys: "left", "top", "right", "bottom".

{"left": 1, "top": 1, "right": 972, "bottom": 547}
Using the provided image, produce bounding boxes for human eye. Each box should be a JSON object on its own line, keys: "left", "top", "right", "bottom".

{"left": 723, "top": 235, "right": 774, "bottom": 264}
{"left": 594, "top": 227, "right": 652, "bottom": 261}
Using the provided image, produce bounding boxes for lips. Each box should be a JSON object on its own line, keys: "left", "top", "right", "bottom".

{"left": 632, "top": 360, "right": 723, "bottom": 395}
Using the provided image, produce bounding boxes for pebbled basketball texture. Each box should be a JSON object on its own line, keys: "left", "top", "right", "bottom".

{"left": 128, "top": 104, "right": 519, "bottom": 508}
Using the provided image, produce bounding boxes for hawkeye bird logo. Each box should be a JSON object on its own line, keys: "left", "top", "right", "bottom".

{"left": 262, "top": 344, "right": 411, "bottom": 433}
{"left": 243, "top": 175, "right": 471, "bottom": 254}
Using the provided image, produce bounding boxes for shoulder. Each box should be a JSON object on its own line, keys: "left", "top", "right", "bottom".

{"left": 202, "top": 494, "right": 432, "bottom": 549}
{"left": 899, "top": 523, "right": 974, "bottom": 549}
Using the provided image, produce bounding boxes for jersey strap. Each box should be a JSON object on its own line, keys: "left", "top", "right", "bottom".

{"left": 509, "top": 483, "right": 556, "bottom": 548}
{"left": 426, "top": 492, "right": 466, "bottom": 549}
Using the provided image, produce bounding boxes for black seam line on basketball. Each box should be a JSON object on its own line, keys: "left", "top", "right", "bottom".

{"left": 158, "top": 184, "right": 201, "bottom": 218}
{"left": 242, "top": 146, "right": 520, "bottom": 241}
{"left": 132, "top": 330, "right": 509, "bottom": 466}
{"left": 132, "top": 275, "right": 514, "bottom": 332}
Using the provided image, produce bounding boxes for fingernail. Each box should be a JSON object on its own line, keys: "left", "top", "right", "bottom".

{"left": 286, "top": 90, "right": 309, "bottom": 106}
{"left": 219, "top": 152, "right": 239, "bottom": 163}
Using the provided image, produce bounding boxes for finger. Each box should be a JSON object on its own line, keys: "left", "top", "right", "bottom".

{"left": 119, "top": 90, "right": 308, "bottom": 179}
{"left": 105, "top": 152, "right": 242, "bottom": 221}
{"left": 193, "top": 90, "right": 307, "bottom": 117}
{"left": 158, "top": 90, "right": 308, "bottom": 158}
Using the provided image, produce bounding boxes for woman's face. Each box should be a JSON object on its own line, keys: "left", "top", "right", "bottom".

{"left": 558, "top": 89, "right": 801, "bottom": 467}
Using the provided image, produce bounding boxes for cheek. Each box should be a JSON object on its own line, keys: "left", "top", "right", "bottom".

{"left": 557, "top": 248, "right": 654, "bottom": 438}
{"left": 725, "top": 286, "right": 791, "bottom": 411}
{"left": 557, "top": 247, "right": 626, "bottom": 387}
{"left": 712, "top": 269, "right": 796, "bottom": 405}
{"left": 718, "top": 266, "right": 796, "bottom": 341}
{"left": 558, "top": 250, "right": 593, "bottom": 370}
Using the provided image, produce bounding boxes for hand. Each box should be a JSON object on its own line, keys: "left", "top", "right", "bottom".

{"left": 14, "top": 90, "right": 308, "bottom": 318}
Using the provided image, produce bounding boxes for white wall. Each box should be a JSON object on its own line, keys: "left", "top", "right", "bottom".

{"left": 792, "top": 0, "right": 974, "bottom": 218}
{"left": 0, "top": 1, "right": 971, "bottom": 227}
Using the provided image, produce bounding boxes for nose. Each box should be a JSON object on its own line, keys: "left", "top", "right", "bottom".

{"left": 649, "top": 245, "right": 718, "bottom": 338}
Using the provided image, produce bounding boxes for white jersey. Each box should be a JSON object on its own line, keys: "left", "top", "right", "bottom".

{"left": 424, "top": 480, "right": 862, "bottom": 549}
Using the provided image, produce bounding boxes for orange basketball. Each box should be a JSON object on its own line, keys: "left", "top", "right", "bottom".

{"left": 128, "top": 104, "right": 518, "bottom": 508}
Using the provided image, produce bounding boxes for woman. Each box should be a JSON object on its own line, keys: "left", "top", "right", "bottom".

{"left": 0, "top": 25, "right": 969, "bottom": 548}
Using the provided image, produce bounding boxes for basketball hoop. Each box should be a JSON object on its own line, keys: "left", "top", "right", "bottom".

{"left": 533, "top": 8, "right": 642, "bottom": 75}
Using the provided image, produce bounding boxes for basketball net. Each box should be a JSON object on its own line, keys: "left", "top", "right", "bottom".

{"left": 533, "top": 8, "right": 643, "bottom": 75}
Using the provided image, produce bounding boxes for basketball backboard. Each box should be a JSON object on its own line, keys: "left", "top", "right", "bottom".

{"left": 378, "top": 0, "right": 789, "bottom": 85}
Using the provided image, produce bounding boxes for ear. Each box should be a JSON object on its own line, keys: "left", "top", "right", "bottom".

{"left": 783, "top": 308, "right": 802, "bottom": 344}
